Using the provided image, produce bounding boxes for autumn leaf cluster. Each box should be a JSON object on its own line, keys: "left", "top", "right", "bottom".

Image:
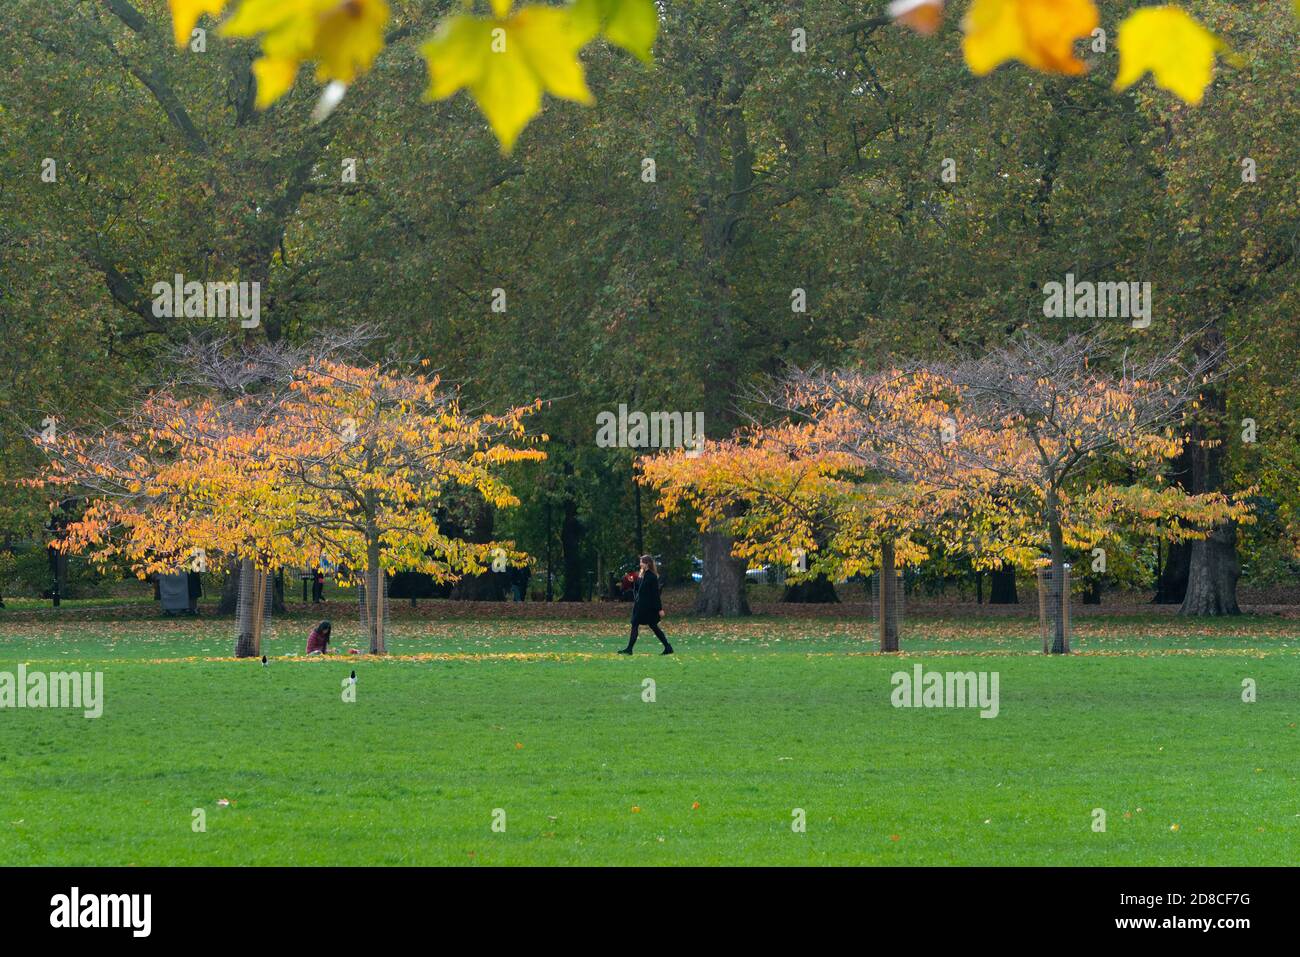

{"left": 164, "top": 1, "right": 1295, "bottom": 153}
{"left": 39, "top": 359, "right": 547, "bottom": 583}
{"left": 640, "top": 352, "right": 1251, "bottom": 580}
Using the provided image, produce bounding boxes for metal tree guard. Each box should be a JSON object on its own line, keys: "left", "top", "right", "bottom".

{"left": 1037, "top": 562, "right": 1072, "bottom": 654}
{"left": 358, "top": 567, "right": 390, "bottom": 653}
{"left": 871, "top": 570, "right": 905, "bottom": 651}
{"left": 235, "top": 562, "right": 274, "bottom": 657}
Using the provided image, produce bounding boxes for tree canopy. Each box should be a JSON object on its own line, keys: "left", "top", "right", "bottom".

{"left": 2, "top": 1, "right": 1296, "bottom": 616}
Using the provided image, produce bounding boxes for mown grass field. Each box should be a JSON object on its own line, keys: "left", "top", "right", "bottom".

{"left": 1, "top": 607, "right": 1297, "bottom": 865}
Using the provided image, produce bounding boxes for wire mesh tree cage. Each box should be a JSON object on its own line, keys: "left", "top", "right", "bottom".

{"left": 358, "top": 567, "right": 389, "bottom": 654}
{"left": 234, "top": 562, "right": 274, "bottom": 657}
{"left": 870, "top": 570, "right": 905, "bottom": 651}
{"left": 1036, "top": 563, "right": 1072, "bottom": 654}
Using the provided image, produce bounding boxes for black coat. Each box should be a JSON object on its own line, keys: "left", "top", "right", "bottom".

{"left": 632, "top": 571, "right": 662, "bottom": 621}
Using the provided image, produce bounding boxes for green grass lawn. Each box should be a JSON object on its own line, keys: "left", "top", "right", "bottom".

{"left": 1, "top": 609, "right": 1297, "bottom": 865}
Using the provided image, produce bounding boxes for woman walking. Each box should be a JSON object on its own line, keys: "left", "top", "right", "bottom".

{"left": 618, "top": 555, "right": 673, "bottom": 655}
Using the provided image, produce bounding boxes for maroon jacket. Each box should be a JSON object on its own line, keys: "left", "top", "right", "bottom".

{"left": 306, "top": 627, "right": 330, "bottom": 654}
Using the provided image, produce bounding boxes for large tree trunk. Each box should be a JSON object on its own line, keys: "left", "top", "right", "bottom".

{"left": 989, "top": 561, "right": 1019, "bottom": 604}
{"left": 878, "top": 539, "right": 899, "bottom": 652}
{"left": 560, "top": 482, "right": 585, "bottom": 602}
{"left": 1182, "top": 524, "right": 1241, "bottom": 615}
{"left": 1154, "top": 445, "right": 1192, "bottom": 603}
{"left": 695, "top": 530, "right": 750, "bottom": 617}
{"left": 688, "top": 35, "right": 753, "bottom": 620}
{"left": 1180, "top": 342, "right": 1240, "bottom": 616}
{"left": 1154, "top": 540, "right": 1191, "bottom": 604}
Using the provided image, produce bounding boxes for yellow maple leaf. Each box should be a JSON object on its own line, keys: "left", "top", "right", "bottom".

{"left": 250, "top": 58, "right": 301, "bottom": 108}
{"left": 169, "top": 0, "right": 228, "bottom": 47}
{"left": 962, "top": 0, "right": 1098, "bottom": 76}
{"left": 1113, "top": 6, "right": 1224, "bottom": 106}
{"left": 223, "top": 0, "right": 390, "bottom": 109}
{"left": 570, "top": 0, "right": 659, "bottom": 62}
{"left": 421, "top": 2, "right": 594, "bottom": 153}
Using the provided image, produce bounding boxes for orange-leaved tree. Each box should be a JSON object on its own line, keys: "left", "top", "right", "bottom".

{"left": 644, "top": 331, "right": 1253, "bottom": 653}
{"left": 39, "top": 338, "right": 546, "bottom": 657}
{"left": 911, "top": 332, "right": 1253, "bottom": 651}
{"left": 640, "top": 413, "right": 971, "bottom": 651}
{"left": 39, "top": 385, "right": 298, "bottom": 656}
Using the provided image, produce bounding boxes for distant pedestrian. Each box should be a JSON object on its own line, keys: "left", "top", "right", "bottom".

{"left": 311, "top": 568, "right": 325, "bottom": 604}
{"left": 618, "top": 555, "right": 672, "bottom": 655}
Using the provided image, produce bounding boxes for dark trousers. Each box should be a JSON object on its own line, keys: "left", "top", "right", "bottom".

{"left": 628, "top": 615, "right": 670, "bottom": 650}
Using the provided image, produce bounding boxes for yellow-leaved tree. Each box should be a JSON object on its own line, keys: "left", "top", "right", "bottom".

{"left": 267, "top": 359, "right": 546, "bottom": 653}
